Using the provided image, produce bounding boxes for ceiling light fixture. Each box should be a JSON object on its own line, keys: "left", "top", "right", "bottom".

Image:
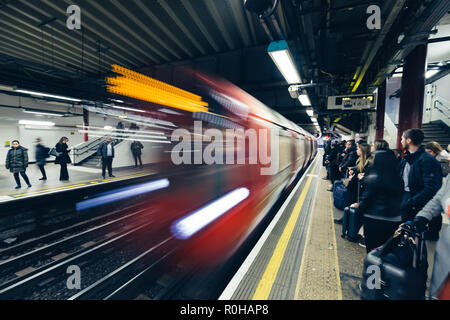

{"left": 19, "top": 120, "right": 55, "bottom": 126}
{"left": 23, "top": 108, "right": 65, "bottom": 117}
{"left": 14, "top": 89, "right": 82, "bottom": 102}
{"left": 298, "top": 94, "right": 311, "bottom": 106}
{"left": 268, "top": 40, "right": 301, "bottom": 84}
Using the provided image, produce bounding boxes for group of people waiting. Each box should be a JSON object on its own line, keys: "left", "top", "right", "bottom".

{"left": 5, "top": 136, "right": 146, "bottom": 188}
{"left": 323, "top": 129, "right": 450, "bottom": 298}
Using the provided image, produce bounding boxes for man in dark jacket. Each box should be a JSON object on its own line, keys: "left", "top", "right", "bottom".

{"left": 400, "top": 129, "right": 443, "bottom": 226}
{"left": 131, "top": 140, "right": 144, "bottom": 168}
{"left": 5, "top": 140, "right": 32, "bottom": 189}
{"left": 339, "top": 140, "right": 357, "bottom": 177}
{"left": 35, "top": 138, "right": 49, "bottom": 180}
{"left": 97, "top": 137, "right": 115, "bottom": 179}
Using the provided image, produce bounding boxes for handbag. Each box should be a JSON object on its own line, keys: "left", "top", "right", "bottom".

{"left": 49, "top": 147, "right": 62, "bottom": 157}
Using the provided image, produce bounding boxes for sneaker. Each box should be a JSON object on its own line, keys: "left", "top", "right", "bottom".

{"left": 109, "top": 175, "right": 116, "bottom": 178}
{"left": 39, "top": 177, "right": 47, "bottom": 181}
{"left": 334, "top": 218, "right": 343, "bottom": 225}
{"left": 15, "top": 185, "right": 21, "bottom": 189}
{"left": 358, "top": 238, "right": 366, "bottom": 248}
{"left": 102, "top": 175, "right": 105, "bottom": 179}
{"left": 27, "top": 184, "right": 32, "bottom": 188}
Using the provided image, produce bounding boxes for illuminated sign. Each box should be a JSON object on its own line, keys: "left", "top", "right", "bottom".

{"left": 327, "top": 94, "right": 376, "bottom": 110}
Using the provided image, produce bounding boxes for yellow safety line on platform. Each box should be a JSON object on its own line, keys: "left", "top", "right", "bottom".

{"left": 329, "top": 191, "right": 343, "bottom": 300}
{"left": 252, "top": 158, "right": 319, "bottom": 300}
{"left": 9, "top": 172, "right": 151, "bottom": 198}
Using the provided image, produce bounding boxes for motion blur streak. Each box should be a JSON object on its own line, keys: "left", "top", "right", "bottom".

{"left": 171, "top": 187, "right": 250, "bottom": 240}
{"left": 76, "top": 178, "right": 170, "bottom": 211}
{"left": 106, "top": 64, "right": 209, "bottom": 113}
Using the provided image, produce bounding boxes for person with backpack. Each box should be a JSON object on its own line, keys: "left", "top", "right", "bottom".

{"left": 5, "top": 140, "right": 32, "bottom": 189}
{"left": 35, "top": 138, "right": 50, "bottom": 181}
{"left": 131, "top": 140, "right": 144, "bottom": 168}
{"left": 350, "top": 149, "right": 404, "bottom": 252}
{"left": 55, "top": 137, "right": 72, "bottom": 181}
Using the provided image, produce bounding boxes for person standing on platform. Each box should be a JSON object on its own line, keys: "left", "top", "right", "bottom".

{"left": 131, "top": 140, "right": 144, "bottom": 168}
{"left": 409, "top": 175, "right": 450, "bottom": 299}
{"left": 35, "top": 138, "right": 49, "bottom": 181}
{"left": 97, "top": 137, "right": 115, "bottom": 179}
{"left": 350, "top": 149, "right": 404, "bottom": 252}
{"left": 55, "top": 137, "right": 72, "bottom": 181}
{"left": 339, "top": 140, "right": 357, "bottom": 178}
{"left": 5, "top": 140, "right": 32, "bottom": 189}
{"left": 400, "top": 129, "right": 442, "bottom": 237}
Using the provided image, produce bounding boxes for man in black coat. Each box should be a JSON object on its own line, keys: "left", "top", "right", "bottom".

{"left": 131, "top": 140, "right": 144, "bottom": 168}
{"left": 339, "top": 140, "right": 357, "bottom": 177}
{"left": 97, "top": 137, "right": 115, "bottom": 179}
{"left": 35, "top": 138, "right": 49, "bottom": 180}
{"left": 400, "top": 129, "right": 443, "bottom": 228}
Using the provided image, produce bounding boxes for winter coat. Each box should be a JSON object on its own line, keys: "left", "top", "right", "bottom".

{"left": 416, "top": 175, "right": 450, "bottom": 297}
{"left": 97, "top": 142, "right": 115, "bottom": 158}
{"left": 5, "top": 146, "right": 29, "bottom": 173}
{"left": 339, "top": 144, "right": 358, "bottom": 172}
{"left": 55, "top": 142, "right": 72, "bottom": 165}
{"left": 131, "top": 141, "right": 144, "bottom": 155}
{"left": 356, "top": 150, "right": 404, "bottom": 222}
{"left": 35, "top": 144, "right": 49, "bottom": 166}
{"left": 400, "top": 146, "right": 443, "bottom": 216}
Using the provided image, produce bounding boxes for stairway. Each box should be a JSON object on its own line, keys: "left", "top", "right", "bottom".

{"left": 422, "top": 121, "right": 450, "bottom": 149}
{"left": 77, "top": 138, "right": 126, "bottom": 168}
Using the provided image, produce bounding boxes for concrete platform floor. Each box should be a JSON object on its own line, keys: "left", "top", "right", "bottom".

{"left": 0, "top": 162, "right": 156, "bottom": 201}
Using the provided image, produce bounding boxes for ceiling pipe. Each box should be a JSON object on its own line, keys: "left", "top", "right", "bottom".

{"left": 351, "top": 0, "right": 406, "bottom": 93}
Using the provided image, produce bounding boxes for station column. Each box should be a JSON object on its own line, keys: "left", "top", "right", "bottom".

{"left": 396, "top": 44, "right": 427, "bottom": 149}
{"left": 375, "top": 80, "right": 386, "bottom": 141}
{"left": 83, "top": 107, "right": 89, "bottom": 142}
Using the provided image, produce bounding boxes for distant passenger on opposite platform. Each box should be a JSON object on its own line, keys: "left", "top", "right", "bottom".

{"left": 55, "top": 137, "right": 72, "bottom": 181}
{"left": 131, "top": 140, "right": 144, "bottom": 168}
{"left": 5, "top": 140, "right": 32, "bottom": 189}
{"left": 35, "top": 138, "right": 50, "bottom": 181}
{"left": 400, "top": 129, "right": 442, "bottom": 240}
{"left": 97, "top": 137, "right": 115, "bottom": 179}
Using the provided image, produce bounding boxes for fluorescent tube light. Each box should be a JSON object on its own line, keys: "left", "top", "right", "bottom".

{"left": 299, "top": 94, "right": 311, "bottom": 106}
{"left": 15, "top": 89, "right": 82, "bottom": 102}
{"left": 268, "top": 40, "right": 301, "bottom": 84}
{"left": 110, "top": 105, "right": 146, "bottom": 113}
{"left": 23, "top": 108, "right": 64, "bottom": 117}
{"left": 306, "top": 108, "right": 314, "bottom": 117}
{"left": 171, "top": 187, "right": 250, "bottom": 239}
{"left": 426, "top": 70, "right": 439, "bottom": 79}
{"left": 19, "top": 120, "right": 55, "bottom": 126}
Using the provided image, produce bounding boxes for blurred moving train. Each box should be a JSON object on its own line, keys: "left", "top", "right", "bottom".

{"left": 102, "top": 66, "right": 318, "bottom": 270}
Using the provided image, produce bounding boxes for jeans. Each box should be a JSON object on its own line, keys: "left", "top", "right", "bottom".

{"left": 133, "top": 153, "right": 142, "bottom": 167}
{"left": 102, "top": 156, "right": 113, "bottom": 177}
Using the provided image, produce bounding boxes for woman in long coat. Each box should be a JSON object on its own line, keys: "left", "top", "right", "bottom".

{"left": 55, "top": 137, "right": 72, "bottom": 181}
